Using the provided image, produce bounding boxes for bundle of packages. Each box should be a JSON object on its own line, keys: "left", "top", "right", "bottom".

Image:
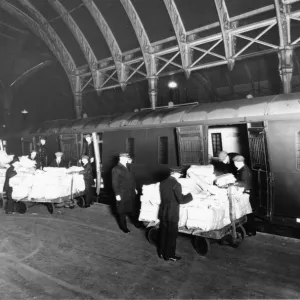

{"left": 28, "top": 167, "right": 85, "bottom": 201}
{"left": 9, "top": 158, "right": 37, "bottom": 200}
{"left": 186, "top": 165, "right": 217, "bottom": 194}
{"left": 215, "top": 173, "right": 236, "bottom": 187}
{"left": 0, "top": 150, "right": 14, "bottom": 165}
{"left": 18, "top": 156, "right": 36, "bottom": 169}
{"left": 67, "top": 166, "right": 84, "bottom": 173}
{"left": 139, "top": 183, "right": 160, "bottom": 222}
{"left": 186, "top": 192, "right": 252, "bottom": 231}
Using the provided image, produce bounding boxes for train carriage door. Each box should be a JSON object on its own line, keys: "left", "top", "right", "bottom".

{"left": 247, "top": 122, "right": 271, "bottom": 217}
{"left": 59, "top": 134, "right": 80, "bottom": 166}
{"left": 176, "top": 125, "right": 208, "bottom": 166}
{"left": 21, "top": 137, "right": 33, "bottom": 155}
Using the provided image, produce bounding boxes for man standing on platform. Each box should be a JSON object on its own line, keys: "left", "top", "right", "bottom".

{"left": 79, "top": 155, "right": 94, "bottom": 208}
{"left": 112, "top": 153, "right": 139, "bottom": 233}
{"left": 159, "top": 167, "right": 193, "bottom": 262}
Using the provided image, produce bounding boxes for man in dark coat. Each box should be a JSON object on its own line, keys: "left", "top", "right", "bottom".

{"left": 112, "top": 153, "right": 138, "bottom": 233}
{"left": 3, "top": 157, "right": 18, "bottom": 214}
{"left": 82, "top": 133, "right": 96, "bottom": 178}
{"left": 36, "top": 137, "right": 47, "bottom": 169}
{"left": 79, "top": 155, "right": 94, "bottom": 208}
{"left": 217, "top": 151, "right": 239, "bottom": 176}
{"left": 159, "top": 167, "right": 193, "bottom": 261}
{"left": 233, "top": 155, "right": 256, "bottom": 236}
{"left": 50, "top": 152, "right": 66, "bottom": 168}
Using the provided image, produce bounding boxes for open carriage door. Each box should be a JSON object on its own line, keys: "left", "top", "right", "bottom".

{"left": 59, "top": 134, "right": 80, "bottom": 166}
{"left": 176, "top": 125, "right": 208, "bottom": 166}
{"left": 247, "top": 122, "right": 272, "bottom": 218}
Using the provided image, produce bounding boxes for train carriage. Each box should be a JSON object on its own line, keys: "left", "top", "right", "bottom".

{"left": 3, "top": 92, "right": 300, "bottom": 228}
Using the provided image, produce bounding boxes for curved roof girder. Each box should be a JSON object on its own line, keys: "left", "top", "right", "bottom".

{"left": 82, "top": 0, "right": 128, "bottom": 91}
{"left": 214, "top": 0, "right": 238, "bottom": 71}
{"left": 0, "top": 1, "right": 74, "bottom": 81}
{"left": 120, "top": 0, "right": 157, "bottom": 78}
{"left": 48, "top": 0, "right": 104, "bottom": 91}
{"left": 163, "top": 0, "right": 193, "bottom": 78}
{"left": 17, "top": 0, "right": 76, "bottom": 74}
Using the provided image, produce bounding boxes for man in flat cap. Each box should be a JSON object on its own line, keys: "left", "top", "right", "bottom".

{"left": 81, "top": 134, "right": 95, "bottom": 164}
{"left": 36, "top": 136, "right": 47, "bottom": 170}
{"left": 79, "top": 155, "right": 94, "bottom": 208}
{"left": 217, "top": 151, "right": 239, "bottom": 176}
{"left": 50, "top": 152, "right": 66, "bottom": 168}
{"left": 233, "top": 155, "right": 256, "bottom": 236}
{"left": 158, "top": 167, "right": 193, "bottom": 261}
{"left": 112, "top": 153, "right": 139, "bottom": 233}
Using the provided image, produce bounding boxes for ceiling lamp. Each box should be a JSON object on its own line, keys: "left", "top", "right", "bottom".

{"left": 168, "top": 81, "right": 178, "bottom": 89}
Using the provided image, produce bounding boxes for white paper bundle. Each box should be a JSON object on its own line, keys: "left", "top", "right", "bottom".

{"left": 215, "top": 173, "right": 237, "bottom": 187}
{"left": 187, "top": 165, "right": 214, "bottom": 176}
{"left": 18, "top": 156, "right": 36, "bottom": 169}
{"left": 0, "top": 150, "right": 14, "bottom": 165}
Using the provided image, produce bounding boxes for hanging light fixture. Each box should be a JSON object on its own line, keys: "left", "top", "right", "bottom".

{"left": 168, "top": 81, "right": 178, "bottom": 89}
{"left": 21, "top": 109, "right": 29, "bottom": 121}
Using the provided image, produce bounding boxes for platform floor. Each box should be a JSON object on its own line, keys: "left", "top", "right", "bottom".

{"left": 0, "top": 203, "right": 299, "bottom": 300}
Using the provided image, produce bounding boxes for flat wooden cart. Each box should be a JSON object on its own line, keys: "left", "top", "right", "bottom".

{"left": 14, "top": 191, "right": 85, "bottom": 215}
{"left": 145, "top": 184, "right": 249, "bottom": 256}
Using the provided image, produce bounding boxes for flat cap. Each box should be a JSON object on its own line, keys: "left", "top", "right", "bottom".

{"left": 55, "top": 152, "right": 63, "bottom": 157}
{"left": 84, "top": 134, "right": 92, "bottom": 138}
{"left": 119, "top": 153, "right": 130, "bottom": 158}
{"left": 39, "top": 136, "right": 47, "bottom": 141}
{"left": 81, "top": 155, "right": 89, "bottom": 160}
{"left": 218, "top": 151, "right": 228, "bottom": 161}
{"left": 170, "top": 167, "right": 183, "bottom": 174}
{"left": 233, "top": 155, "right": 245, "bottom": 162}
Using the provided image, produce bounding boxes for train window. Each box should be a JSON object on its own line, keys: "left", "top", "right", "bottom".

{"left": 126, "top": 138, "right": 135, "bottom": 158}
{"left": 158, "top": 136, "right": 168, "bottom": 164}
{"left": 296, "top": 131, "right": 300, "bottom": 170}
{"left": 211, "top": 133, "right": 222, "bottom": 157}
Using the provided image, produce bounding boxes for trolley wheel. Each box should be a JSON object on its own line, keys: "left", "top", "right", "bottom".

{"left": 147, "top": 227, "right": 159, "bottom": 246}
{"left": 231, "top": 225, "right": 246, "bottom": 248}
{"left": 77, "top": 196, "right": 85, "bottom": 208}
{"left": 193, "top": 236, "right": 211, "bottom": 256}
{"left": 47, "top": 203, "right": 55, "bottom": 214}
{"left": 15, "top": 201, "right": 27, "bottom": 214}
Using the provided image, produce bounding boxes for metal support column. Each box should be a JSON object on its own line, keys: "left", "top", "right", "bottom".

{"left": 278, "top": 46, "right": 294, "bottom": 93}
{"left": 72, "top": 75, "right": 83, "bottom": 119}
{"left": 274, "top": 0, "right": 294, "bottom": 93}
{"left": 148, "top": 76, "right": 158, "bottom": 109}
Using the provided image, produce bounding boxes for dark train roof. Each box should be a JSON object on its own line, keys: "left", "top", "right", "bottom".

{"left": 19, "top": 92, "right": 300, "bottom": 137}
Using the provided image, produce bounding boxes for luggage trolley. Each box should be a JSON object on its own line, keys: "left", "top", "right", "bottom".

{"left": 145, "top": 184, "right": 248, "bottom": 256}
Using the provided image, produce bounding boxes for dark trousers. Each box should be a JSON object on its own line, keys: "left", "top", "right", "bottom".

{"left": 117, "top": 212, "right": 139, "bottom": 231}
{"left": 5, "top": 187, "right": 14, "bottom": 213}
{"left": 85, "top": 185, "right": 93, "bottom": 207}
{"left": 244, "top": 191, "right": 256, "bottom": 235}
{"left": 159, "top": 221, "right": 178, "bottom": 259}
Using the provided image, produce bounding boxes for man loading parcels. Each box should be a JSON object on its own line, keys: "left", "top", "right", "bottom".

{"left": 218, "top": 151, "right": 239, "bottom": 176}
{"left": 159, "top": 167, "right": 193, "bottom": 262}
{"left": 232, "top": 155, "right": 256, "bottom": 236}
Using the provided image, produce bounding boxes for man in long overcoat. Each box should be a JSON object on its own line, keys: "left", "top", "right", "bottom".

{"left": 159, "top": 167, "right": 193, "bottom": 261}
{"left": 3, "top": 157, "right": 18, "bottom": 214}
{"left": 79, "top": 155, "right": 94, "bottom": 208}
{"left": 112, "top": 153, "right": 138, "bottom": 233}
{"left": 233, "top": 155, "right": 256, "bottom": 236}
